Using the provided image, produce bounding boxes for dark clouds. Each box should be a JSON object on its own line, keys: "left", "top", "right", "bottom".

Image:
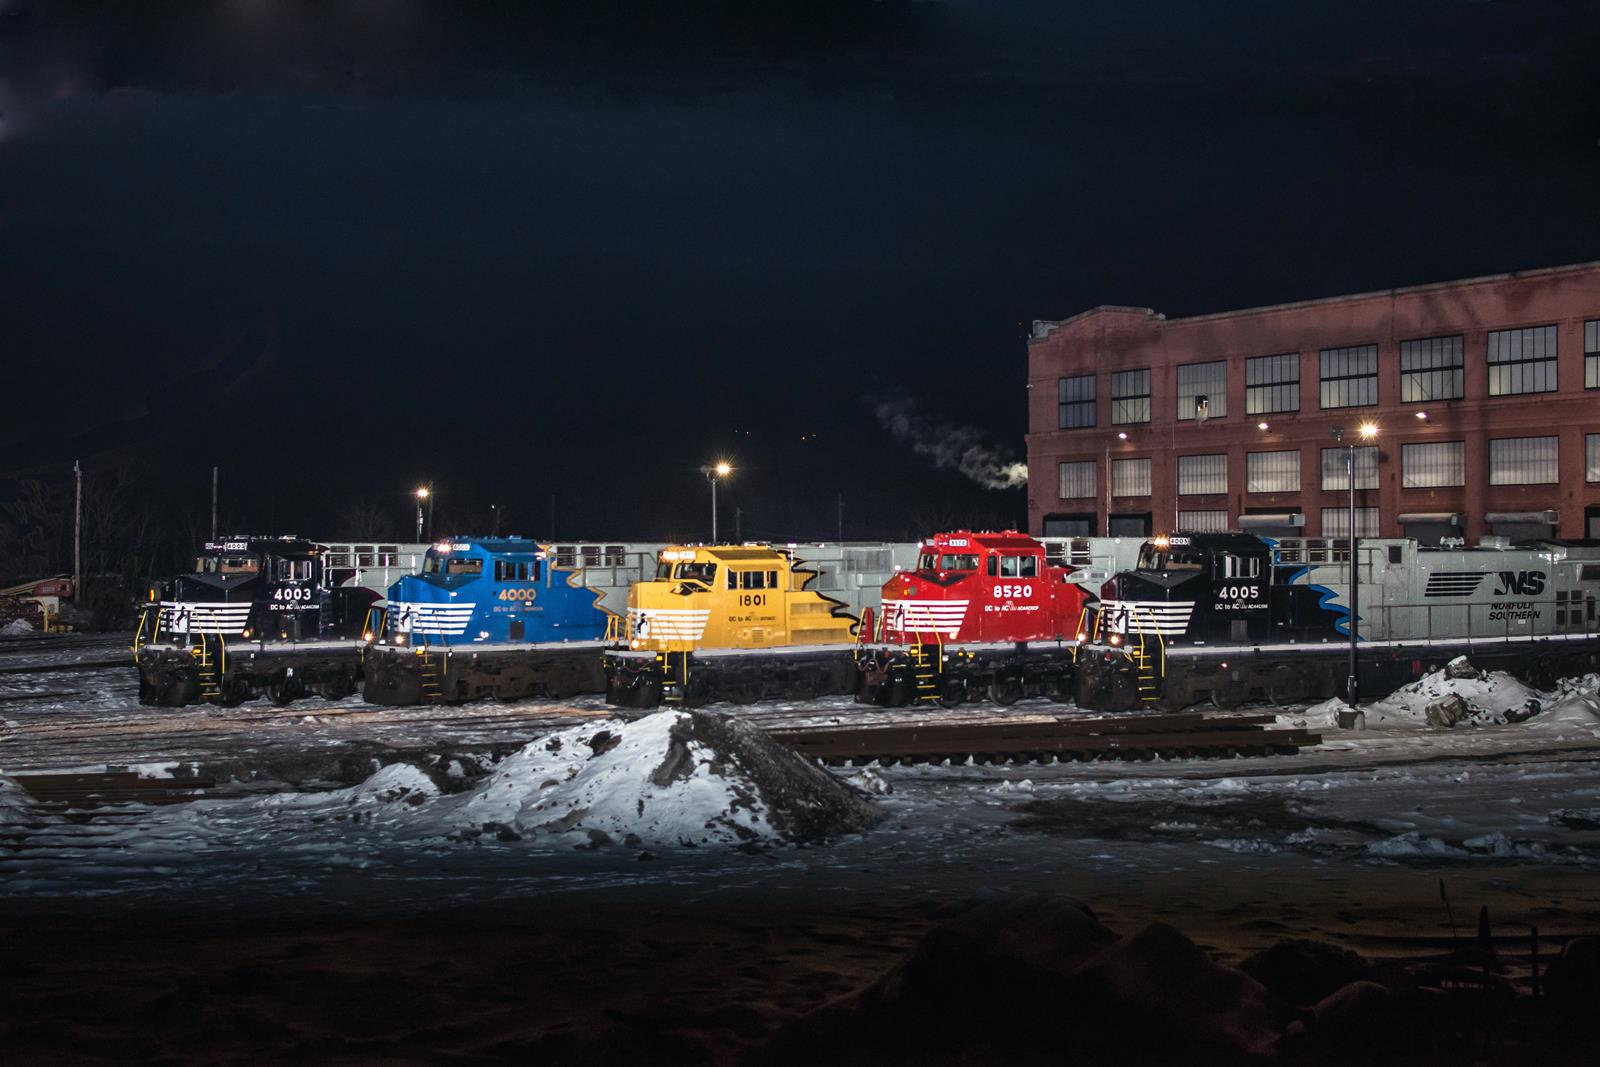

{"left": 2, "top": 1, "right": 1598, "bottom": 541}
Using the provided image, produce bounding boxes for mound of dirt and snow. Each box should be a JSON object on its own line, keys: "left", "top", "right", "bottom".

{"left": 1287, "top": 658, "right": 1600, "bottom": 732}
{"left": 437, "top": 710, "right": 878, "bottom": 849}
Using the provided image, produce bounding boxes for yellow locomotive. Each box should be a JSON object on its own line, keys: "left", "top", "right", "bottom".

{"left": 606, "top": 544, "right": 859, "bottom": 706}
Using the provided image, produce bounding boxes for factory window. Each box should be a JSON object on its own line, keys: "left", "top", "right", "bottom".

{"left": 1489, "top": 436, "right": 1559, "bottom": 485}
{"left": 1177, "top": 361, "right": 1227, "bottom": 421}
{"left": 1111, "top": 369, "right": 1151, "bottom": 424}
{"left": 1320, "top": 445, "right": 1379, "bottom": 490}
{"left": 1111, "top": 457, "right": 1152, "bottom": 497}
{"left": 1487, "top": 325, "right": 1558, "bottom": 395}
{"left": 1588, "top": 434, "right": 1600, "bottom": 483}
{"left": 1400, "top": 335, "right": 1464, "bottom": 402}
{"left": 1177, "top": 453, "right": 1227, "bottom": 495}
{"left": 1586, "top": 321, "right": 1600, "bottom": 389}
{"left": 1401, "top": 441, "right": 1465, "bottom": 488}
{"left": 1058, "top": 460, "right": 1096, "bottom": 499}
{"left": 1322, "top": 507, "right": 1380, "bottom": 538}
{"left": 1246, "top": 449, "right": 1300, "bottom": 494}
{"left": 1319, "top": 344, "right": 1379, "bottom": 409}
{"left": 1245, "top": 353, "right": 1299, "bottom": 414}
{"left": 1177, "top": 510, "right": 1229, "bottom": 533}
{"left": 1057, "top": 374, "right": 1096, "bottom": 429}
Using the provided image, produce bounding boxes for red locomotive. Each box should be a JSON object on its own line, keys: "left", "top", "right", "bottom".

{"left": 857, "top": 530, "right": 1098, "bottom": 706}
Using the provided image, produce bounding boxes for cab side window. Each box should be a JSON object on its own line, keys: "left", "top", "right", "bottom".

{"left": 987, "top": 556, "right": 999, "bottom": 577}
{"left": 1019, "top": 556, "right": 1039, "bottom": 578}
{"left": 1220, "top": 554, "right": 1261, "bottom": 579}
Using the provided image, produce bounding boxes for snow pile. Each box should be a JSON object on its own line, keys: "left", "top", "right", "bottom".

{"left": 437, "top": 711, "right": 877, "bottom": 848}
{"left": 1289, "top": 659, "right": 1551, "bottom": 731}
{"left": 0, "top": 618, "right": 33, "bottom": 636}
{"left": 1525, "top": 674, "right": 1600, "bottom": 737}
{"left": 250, "top": 763, "right": 442, "bottom": 815}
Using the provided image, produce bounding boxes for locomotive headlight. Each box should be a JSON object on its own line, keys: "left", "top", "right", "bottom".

{"left": 362, "top": 630, "right": 374, "bottom": 642}
{"left": 242, "top": 628, "right": 252, "bottom": 639}
{"left": 1076, "top": 631, "right": 1086, "bottom": 642}
{"left": 1109, "top": 633, "right": 1123, "bottom": 646}
{"left": 395, "top": 633, "right": 407, "bottom": 646}
{"left": 630, "top": 639, "right": 640, "bottom": 649}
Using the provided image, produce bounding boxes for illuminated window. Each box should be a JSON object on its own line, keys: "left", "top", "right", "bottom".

{"left": 1400, "top": 335, "right": 1464, "bottom": 402}
{"left": 1487, "top": 325, "right": 1557, "bottom": 395}
{"left": 1320, "top": 446, "right": 1378, "bottom": 490}
{"left": 1401, "top": 441, "right": 1465, "bottom": 488}
{"left": 1057, "top": 375, "right": 1096, "bottom": 428}
{"left": 1588, "top": 434, "right": 1600, "bottom": 482}
{"left": 1111, "top": 369, "right": 1151, "bottom": 424}
{"left": 1245, "top": 353, "right": 1299, "bottom": 414}
{"left": 1489, "top": 436, "right": 1558, "bottom": 485}
{"left": 1111, "top": 457, "right": 1152, "bottom": 497}
{"left": 1177, "top": 361, "right": 1227, "bottom": 420}
{"left": 1177, "top": 453, "right": 1227, "bottom": 495}
{"left": 1246, "top": 450, "right": 1300, "bottom": 494}
{"left": 1319, "top": 344, "right": 1378, "bottom": 409}
{"left": 1058, "top": 461, "right": 1096, "bottom": 499}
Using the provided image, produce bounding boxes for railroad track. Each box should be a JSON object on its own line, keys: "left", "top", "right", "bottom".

{"left": 766, "top": 712, "right": 1320, "bottom": 765}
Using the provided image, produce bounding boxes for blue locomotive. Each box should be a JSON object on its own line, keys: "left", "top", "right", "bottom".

{"left": 362, "top": 537, "right": 617, "bottom": 704}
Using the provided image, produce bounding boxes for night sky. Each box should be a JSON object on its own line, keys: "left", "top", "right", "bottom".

{"left": 4, "top": 1, "right": 1599, "bottom": 546}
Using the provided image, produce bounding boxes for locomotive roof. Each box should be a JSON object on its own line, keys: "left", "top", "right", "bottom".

{"left": 430, "top": 537, "right": 545, "bottom": 555}
{"left": 1155, "top": 532, "right": 1271, "bottom": 555}
{"left": 925, "top": 530, "right": 1041, "bottom": 550}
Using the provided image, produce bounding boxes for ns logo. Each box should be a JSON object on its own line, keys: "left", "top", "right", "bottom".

{"left": 1494, "top": 570, "right": 1546, "bottom": 596}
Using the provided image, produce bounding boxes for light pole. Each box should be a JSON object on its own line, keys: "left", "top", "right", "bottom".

{"left": 699, "top": 462, "right": 732, "bottom": 542}
{"left": 1330, "top": 423, "right": 1377, "bottom": 707}
{"left": 414, "top": 486, "right": 432, "bottom": 542}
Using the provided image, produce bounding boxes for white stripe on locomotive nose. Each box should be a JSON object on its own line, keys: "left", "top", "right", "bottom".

{"left": 635, "top": 608, "right": 711, "bottom": 640}
{"left": 395, "top": 602, "right": 478, "bottom": 635}
{"left": 883, "top": 598, "right": 969, "bottom": 636}
{"left": 1100, "top": 600, "right": 1195, "bottom": 635}
{"left": 159, "top": 601, "right": 251, "bottom": 635}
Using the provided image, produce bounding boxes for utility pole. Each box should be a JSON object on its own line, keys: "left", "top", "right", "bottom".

{"left": 211, "top": 465, "right": 219, "bottom": 541}
{"left": 72, "top": 460, "right": 82, "bottom": 602}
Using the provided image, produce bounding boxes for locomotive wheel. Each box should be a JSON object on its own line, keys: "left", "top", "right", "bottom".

{"left": 727, "top": 680, "right": 763, "bottom": 706}
{"left": 936, "top": 679, "right": 966, "bottom": 708}
{"left": 989, "top": 676, "right": 1024, "bottom": 706}
{"left": 217, "top": 680, "right": 249, "bottom": 708}
{"left": 322, "top": 672, "right": 356, "bottom": 701}
{"left": 268, "top": 674, "right": 303, "bottom": 707}
{"left": 1208, "top": 683, "right": 1245, "bottom": 711}
{"left": 1044, "top": 675, "right": 1073, "bottom": 704}
{"left": 1265, "top": 671, "right": 1306, "bottom": 706}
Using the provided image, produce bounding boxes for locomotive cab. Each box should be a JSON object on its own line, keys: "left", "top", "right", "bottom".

{"left": 1098, "top": 533, "right": 1273, "bottom": 644}
{"left": 880, "top": 530, "right": 1091, "bottom": 644}
{"left": 625, "top": 545, "right": 855, "bottom": 652}
{"left": 159, "top": 535, "right": 352, "bottom": 641}
{"left": 383, "top": 538, "right": 608, "bottom": 645}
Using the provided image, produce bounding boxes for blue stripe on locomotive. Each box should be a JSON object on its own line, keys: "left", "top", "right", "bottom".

{"left": 384, "top": 537, "right": 609, "bottom": 644}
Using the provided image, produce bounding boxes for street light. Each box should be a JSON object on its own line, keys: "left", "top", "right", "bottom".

{"left": 699, "top": 462, "right": 733, "bottom": 542}
{"left": 1330, "top": 423, "right": 1378, "bottom": 708}
{"left": 414, "top": 486, "right": 433, "bottom": 542}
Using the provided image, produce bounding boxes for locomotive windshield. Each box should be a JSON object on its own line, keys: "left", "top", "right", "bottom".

{"left": 196, "top": 555, "right": 258, "bottom": 575}
{"left": 1137, "top": 545, "right": 1204, "bottom": 573}
{"left": 421, "top": 554, "right": 483, "bottom": 576}
{"left": 938, "top": 554, "right": 979, "bottom": 571}
{"left": 657, "top": 561, "right": 716, "bottom": 585}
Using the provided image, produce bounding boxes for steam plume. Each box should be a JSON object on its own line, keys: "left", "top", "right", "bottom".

{"left": 874, "top": 398, "right": 1028, "bottom": 489}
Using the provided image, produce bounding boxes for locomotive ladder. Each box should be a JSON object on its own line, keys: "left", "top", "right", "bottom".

{"left": 659, "top": 650, "right": 692, "bottom": 704}
{"left": 909, "top": 633, "right": 943, "bottom": 703}
{"left": 192, "top": 631, "right": 224, "bottom": 701}
{"left": 1129, "top": 612, "right": 1164, "bottom": 705}
{"left": 417, "top": 641, "right": 446, "bottom": 702}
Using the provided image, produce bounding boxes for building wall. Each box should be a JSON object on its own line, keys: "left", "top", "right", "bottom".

{"left": 1025, "top": 262, "right": 1600, "bottom": 541}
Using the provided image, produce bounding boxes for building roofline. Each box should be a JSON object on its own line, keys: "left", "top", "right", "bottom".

{"left": 1031, "top": 259, "right": 1600, "bottom": 340}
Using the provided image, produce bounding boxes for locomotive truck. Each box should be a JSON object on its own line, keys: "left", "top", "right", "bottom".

{"left": 1076, "top": 532, "right": 1600, "bottom": 711}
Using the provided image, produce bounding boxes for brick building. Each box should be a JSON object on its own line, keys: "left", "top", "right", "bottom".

{"left": 1026, "top": 261, "right": 1600, "bottom": 544}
